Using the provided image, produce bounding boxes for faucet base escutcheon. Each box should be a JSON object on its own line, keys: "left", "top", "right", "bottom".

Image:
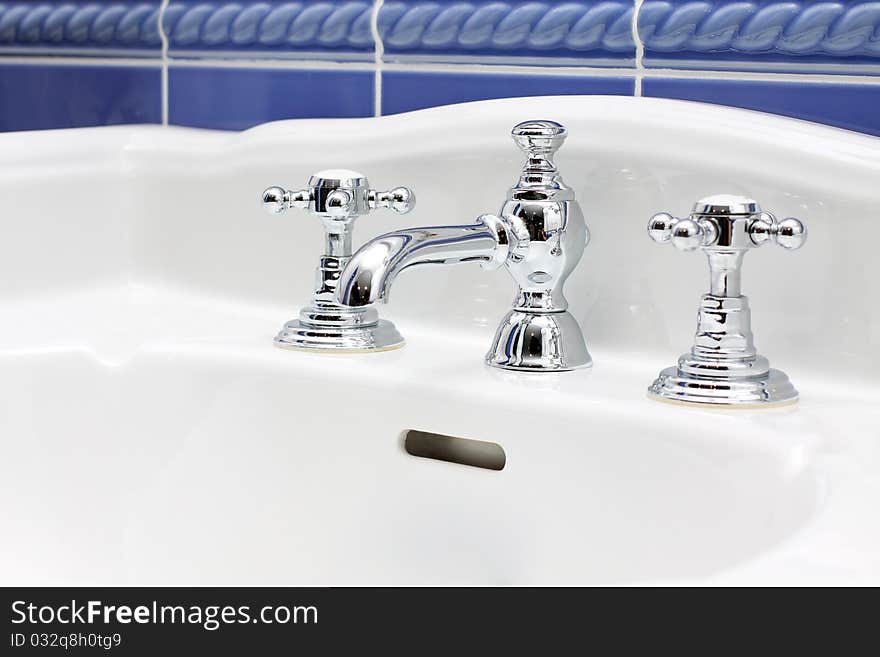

{"left": 274, "top": 304, "right": 404, "bottom": 352}
{"left": 648, "top": 367, "right": 798, "bottom": 407}
{"left": 274, "top": 321, "right": 404, "bottom": 353}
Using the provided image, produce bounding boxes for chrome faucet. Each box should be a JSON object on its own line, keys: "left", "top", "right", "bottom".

{"left": 334, "top": 120, "right": 591, "bottom": 371}
{"left": 647, "top": 195, "right": 807, "bottom": 406}
{"left": 261, "top": 170, "right": 414, "bottom": 352}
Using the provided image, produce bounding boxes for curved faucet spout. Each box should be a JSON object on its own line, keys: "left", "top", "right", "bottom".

{"left": 335, "top": 223, "right": 501, "bottom": 306}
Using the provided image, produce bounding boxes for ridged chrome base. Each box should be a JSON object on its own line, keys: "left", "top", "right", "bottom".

{"left": 486, "top": 310, "right": 592, "bottom": 372}
{"left": 273, "top": 304, "right": 404, "bottom": 353}
{"left": 274, "top": 319, "right": 404, "bottom": 352}
{"left": 648, "top": 366, "right": 798, "bottom": 407}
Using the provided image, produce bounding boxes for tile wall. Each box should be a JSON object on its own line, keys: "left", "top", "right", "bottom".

{"left": 0, "top": 1, "right": 878, "bottom": 134}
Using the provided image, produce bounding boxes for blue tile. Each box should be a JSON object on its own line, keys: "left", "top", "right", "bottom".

{"left": 0, "top": 1, "right": 162, "bottom": 56}
{"left": 382, "top": 70, "right": 634, "bottom": 114}
{"left": 379, "top": 1, "right": 636, "bottom": 64}
{"left": 643, "top": 76, "right": 880, "bottom": 136}
{"left": 163, "top": 1, "right": 375, "bottom": 60}
{"left": 0, "top": 63, "right": 161, "bottom": 132}
{"left": 639, "top": 1, "right": 880, "bottom": 72}
{"left": 169, "top": 66, "right": 374, "bottom": 130}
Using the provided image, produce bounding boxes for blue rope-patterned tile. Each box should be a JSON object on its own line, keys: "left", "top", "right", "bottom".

{"left": 378, "top": 1, "right": 636, "bottom": 66}
{"left": 0, "top": 1, "right": 162, "bottom": 57}
{"left": 639, "top": 1, "right": 880, "bottom": 74}
{"left": 162, "top": 1, "right": 376, "bottom": 61}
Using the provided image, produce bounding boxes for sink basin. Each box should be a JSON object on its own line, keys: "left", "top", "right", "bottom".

{"left": 0, "top": 96, "right": 878, "bottom": 585}
{"left": 0, "top": 287, "right": 821, "bottom": 585}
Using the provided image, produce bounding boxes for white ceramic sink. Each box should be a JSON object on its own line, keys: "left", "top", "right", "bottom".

{"left": 0, "top": 97, "right": 878, "bottom": 585}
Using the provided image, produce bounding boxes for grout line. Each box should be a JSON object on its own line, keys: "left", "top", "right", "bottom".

{"left": 158, "top": 0, "right": 170, "bottom": 126}
{"left": 647, "top": 58, "right": 880, "bottom": 76}
{"left": 381, "top": 61, "right": 635, "bottom": 77}
{"left": 160, "top": 57, "right": 376, "bottom": 71}
{"left": 163, "top": 49, "right": 374, "bottom": 64}
{"left": 632, "top": 0, "right": 645, "bottom": 96}
{"left": 0, "top": 47, "right": 159, "bottom": 58}
{"left": 379, "top": 60, "right": 880, "bottom": 86}
{"left": 0, "top": 56, "right": 162, "bottom": 67}
{"left": 371, "top": 0, "right": 384, "bottom": 117}
{"left": 3, "top": 51, "right": 878, "bottom": 79}
{"left": 1, "top": 52, "right": 879, "bottom": 86}
{"left": 639, "top": 66, "right": 880, "bottom": 85}
{"left": 2, "top": 54, "right": 880, "bottom": 87}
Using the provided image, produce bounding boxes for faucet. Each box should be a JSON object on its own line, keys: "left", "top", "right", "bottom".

{"left": 334, "top": 120, "right": 591, "bottom": 372}
{"left": 261, "top": 169, "right": 414, "bottom": 352}
{"left": 647, "top": 194, "right": 807, "bottom": 406}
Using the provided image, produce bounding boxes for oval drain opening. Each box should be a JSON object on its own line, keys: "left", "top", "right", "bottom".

{"left": 404, "top": 429, "right": 506, "bottom": 471}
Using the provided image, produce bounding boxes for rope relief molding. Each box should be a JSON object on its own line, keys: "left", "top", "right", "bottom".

{"left": 0, "top": 2, "right": 877, "bottom": 57}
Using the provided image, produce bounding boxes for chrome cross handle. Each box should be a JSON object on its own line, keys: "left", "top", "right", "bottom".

{"left": 648, "top": 195, "right": 806, "bottom": 297}
{"left": 645, "top": 195, "right": 807, "bottom": 407}
{"left": 263, "top": 170, "right": 414, "bottom": 222}
{"left": 262, "top": 168, "right": 414, "bottom": 270}
{"left": 647, "top": 212, "right": 718, "bottom": 251}
{"left": 261, "top": 187, "right": 310, "bottom": 213}
{"left": 264, "top": 184, "right": 413, "bottom": 220}
{"left": 748, "top": 213, "right": 809, "bottom": 250}
{"left": 260, "top": 170, "right": 415, "bottom": 352}
{"left": 648, "top": 196, "right": 806, "bottom": 253}
{"left": 368, "top": 187, "right": 414, "bottom": 214}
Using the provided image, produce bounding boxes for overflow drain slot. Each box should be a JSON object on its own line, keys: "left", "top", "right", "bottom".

{"left": 403, "top": 430, "right": 506, "bottom": 471}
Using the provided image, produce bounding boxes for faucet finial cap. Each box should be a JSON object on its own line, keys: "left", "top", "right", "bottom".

{"left": 509, "top": 120, "right": 571, "bottom": 197}
{"left": 693, "top": 194, "right": 760, "bottom": 216}
{"left": 511, "top": 120, "right": 567, "bottom": 156}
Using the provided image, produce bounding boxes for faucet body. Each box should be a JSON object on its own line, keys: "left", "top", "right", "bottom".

{"left": 335, "top": 121, "right": 591, "bottom": 372}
